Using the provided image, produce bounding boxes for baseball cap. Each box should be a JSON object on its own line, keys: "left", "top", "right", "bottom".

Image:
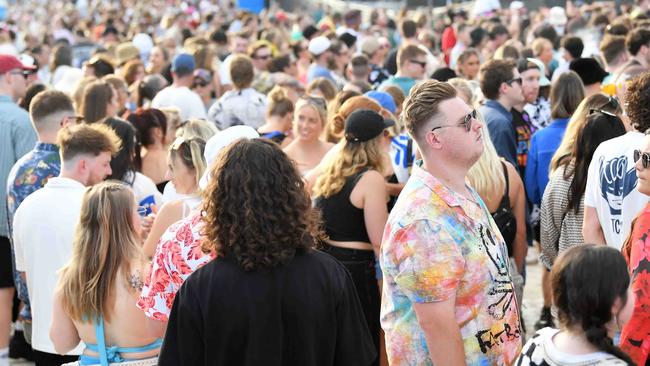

{"left": 171, "top": 53, "right": 195, "bottom": 76}
{"left": 0, "top": 54, "right": 36, "bottom": 74}
{"left": 199, "top": 126, "right": 260, "bottom": 189}
{"left": 549, "top": 7, "right": 567, "bottom": 27}
{"left": 360, "top": 37, "right": 380, "bottom": 57}
{"left": 364, "top": 91, "right": 397, "bottom": 115}
{"left": 345, "top": 109, "right": 395, "bottom": 143}
{"left": 526, "top": 58, "right": 551, "bottom": 87}
{"left": 308, "top": 36, "right": 331, "bottom": 56}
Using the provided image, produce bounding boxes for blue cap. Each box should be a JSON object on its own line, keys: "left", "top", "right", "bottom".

{"left": 171, "top": 53, "right": 195, "bottom": 76}
{"left": 364, "top": 90, "right": 397, "bottom": 115}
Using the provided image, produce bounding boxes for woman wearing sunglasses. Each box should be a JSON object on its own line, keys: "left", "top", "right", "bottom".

{"left": 621, "top": 133, "right": 650, "bottom": 365}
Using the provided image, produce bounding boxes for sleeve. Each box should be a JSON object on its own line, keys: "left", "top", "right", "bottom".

{"left": 487, "top": 118, "right": 518, "bottom": 169}
{"left": 333, "top": 263, "right": 378, "bottom": 366}
{"left": 158, "top": 282, "right": 204, "bottom": 366}
{"left": 207, "top": 100, "right": 224, "bottom": 129}
{"left": 525, "top": 134, "right": 540, "bottom": 205}
{"left": 583, "top": 152, "right": 600, "bottom": 208}
{"left": 539, "top": 172, "right": 563, "bottom": 269}
{"left": 12, "top": 115, "right": 37, "bottom": 160}
{"left": 391, "top": 220, "right": 465, "bottom": 303}
{"left": 621, "top": 214, "right": 650, "bottom": 366}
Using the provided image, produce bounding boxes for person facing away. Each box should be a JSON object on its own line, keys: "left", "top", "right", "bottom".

{"left": 12, "top": 123, "right": 120, "bottom": 365}
{"left": 516, "top": 245, "right": 634, "bottom": 366}
{"left": 151, "top": 53, "right": 207, "bottom": 121}
{"left": 50, "top": 181, "right": 165, "bottom": 365}
{"left": 158, "top": 139, "right": 376, "bottom": 365}
{"left": 381, "top": 80, "right": 522, "bottom": 365}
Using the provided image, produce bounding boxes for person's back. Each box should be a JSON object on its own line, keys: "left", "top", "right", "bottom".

{"left": 160, "top": 250, "right": 375, "bottom": 366}
{"left": 151, "top": 85, "right": 206, "bottom": 121}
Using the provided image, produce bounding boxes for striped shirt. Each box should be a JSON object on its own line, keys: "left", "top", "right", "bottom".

{"left": 1, "top": 95, "right": 36, "bottom": 237}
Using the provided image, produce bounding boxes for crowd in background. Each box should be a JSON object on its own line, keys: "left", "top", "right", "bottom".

{"left": 1, "top": 0, "right": 650, "bottom": 365}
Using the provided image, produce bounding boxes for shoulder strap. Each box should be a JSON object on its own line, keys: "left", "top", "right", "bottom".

{"left": 500, "top": 162, "right": 511, "bottom": 207}
{"left": 94, "top": 316, "right": 110, "bottom": 366}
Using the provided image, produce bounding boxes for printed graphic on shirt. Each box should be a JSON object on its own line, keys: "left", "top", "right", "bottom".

{"left": 599, "top": 155, "right": 637, "bottom": 233}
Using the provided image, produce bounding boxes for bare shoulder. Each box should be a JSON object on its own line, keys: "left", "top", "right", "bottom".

{"left": 358, "top": 169, "right": 387, "bottom": 188}
{"left": 158, "top": 200, "right": 184, "bottom": 219}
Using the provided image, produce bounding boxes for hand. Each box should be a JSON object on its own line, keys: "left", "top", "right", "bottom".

{"left": 140, "top": 205, "right": 158, "bottom": 240}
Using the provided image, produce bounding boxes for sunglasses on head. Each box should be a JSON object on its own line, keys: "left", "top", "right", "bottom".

{"left": 588, "top": 108, "right": 618, "bottom": 118}
{"left": 300, "top": 95, "right": 327, "bottom": 109}
{"left": 431, "top": 109, "right": 477, "bottom": 133}
{"left": 635, "top": 150, "right": 650, "bottom": 169}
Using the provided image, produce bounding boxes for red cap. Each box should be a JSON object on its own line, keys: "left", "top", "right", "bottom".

{"left": 0, "top": 54, "right": 36, "bottom": 74}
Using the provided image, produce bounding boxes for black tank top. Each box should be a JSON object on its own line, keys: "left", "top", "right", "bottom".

{"left": 314, "top": 170, "right": 371, "bottom": 243}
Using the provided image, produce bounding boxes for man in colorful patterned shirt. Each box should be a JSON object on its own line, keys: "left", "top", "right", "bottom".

{"left": 380, "top": 80, "right": 522, "bottom": 365}
{"left": 5, "top": 90, "right": 78, "bottom": 349}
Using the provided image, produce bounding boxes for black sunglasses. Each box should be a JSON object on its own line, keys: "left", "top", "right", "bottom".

{"left": 506, "top": 77, "right": 522, "bottom": 86}
{"left": 635, "top": 150, "right": 650, "bottom": 169}
{"left": 431, "top": 110, "right": 477, "bottom": 133}
{"left": 409, "top": 59, "right": 427, "bottom": 68}
{"left": 300, "top": 95, "right": 327, "bottom": 109}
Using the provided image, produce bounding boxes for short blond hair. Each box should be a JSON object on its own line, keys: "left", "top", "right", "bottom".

{"left": 401, "top": 80, "right": 457, "bottom": 141}
{"left": 57, "top": 123, "right": 121, "bottom": 162}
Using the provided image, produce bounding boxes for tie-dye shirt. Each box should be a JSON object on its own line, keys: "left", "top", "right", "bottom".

{"left": 380, "top": 163, "right": 522, "bottom": 366}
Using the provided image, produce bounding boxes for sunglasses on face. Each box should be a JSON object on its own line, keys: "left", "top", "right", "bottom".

{"left": 431, "top": 110, "right": 477, "bottom": 133}
{"left": 506, "top": 77, "right": 522, "bottom": 86}
{"left": 409, "top": 59, "right": 427, "bottom": 68}
{"left": 635, "top": 149, "right": 650, "bottom": 169}
{"left": 254, "top": 54, "right": 272, "bottom": 60}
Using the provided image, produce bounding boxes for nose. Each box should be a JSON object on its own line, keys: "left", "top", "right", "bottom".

{"left": 106, "top": 166, "right": 112, "bottom": 176}
{"left": 472, "top": 116, "right": 484, "bottom": 130}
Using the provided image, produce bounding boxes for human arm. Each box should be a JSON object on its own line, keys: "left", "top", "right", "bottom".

{"left": 582, "top": 206, "right": 606, "bottom": 245}
{"left": 143, "top": 201, "right": 183, "bottom": 258}
{"left": 413, "top": 297, "right": 467, "bottom": 366}
{"left": 50, "top": 290, "right": 81, "bottom": 355}
{"left": 361, "top": 171, "right": 389, "bottom": 257}
{"left": 582, "top": 152, "right": 607, "bottom": 245}
{"left": 508, "top": 163, "right": 527, "bottom": 273}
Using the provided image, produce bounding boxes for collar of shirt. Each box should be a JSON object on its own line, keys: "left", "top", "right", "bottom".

{"left": 34, "top": 142, "right": 59, "bottom": 153}
{"left": 46, "top": 176, "right": 85, "bottom": 190}
{"left": 484, "top": 99, "right": 513, "bottom": 123}
{"left": 411, "top": 161, "right": 479, "bottom": 209}
{"left": 0, "top": 94, "right": 13, "bottom": 104}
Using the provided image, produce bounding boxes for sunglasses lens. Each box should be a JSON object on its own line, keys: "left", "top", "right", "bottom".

{"left": 634, "top": 150, "right": 640, "bottom": 163}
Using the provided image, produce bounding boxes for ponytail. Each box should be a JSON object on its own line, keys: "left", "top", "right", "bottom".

{"left": 584, "top": 319, "right": 634, "bottom": 365}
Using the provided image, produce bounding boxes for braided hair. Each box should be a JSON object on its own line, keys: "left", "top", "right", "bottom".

{"left": 551, "top": 244, "right": 634, "bottom": 365}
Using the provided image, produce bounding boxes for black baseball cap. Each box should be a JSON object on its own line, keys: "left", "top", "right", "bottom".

{"left": 345, "top": 109, "right": 395, "bottom": 143}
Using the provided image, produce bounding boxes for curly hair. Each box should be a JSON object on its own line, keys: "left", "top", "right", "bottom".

{"left": 625, "top": 72, "right": 650, "bottom": 133}
{"left": 201, "top": 139, "right": 323, "bottom": 271}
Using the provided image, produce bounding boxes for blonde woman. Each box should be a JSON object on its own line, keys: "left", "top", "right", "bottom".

{"left": 549, "top": 93, "right": 623, "bottom": 174}
{"left": 283, "top": 96, "right": 334, "bottom": 175}
{"left": 51, "top": 182, "right": 163, "bottom": 365}
{"left": 143, "top": 138, "right": 206, "bottom": 258}
{"left": 313, "top": 109, "right": 392, "bottom": 366}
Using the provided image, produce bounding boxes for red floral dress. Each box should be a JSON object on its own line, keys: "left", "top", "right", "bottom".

{"left": 137, "top": 212, "right": 215, "bottom": 321}
{"left": 621, "top": 203, "right": 650, "bottom": 365}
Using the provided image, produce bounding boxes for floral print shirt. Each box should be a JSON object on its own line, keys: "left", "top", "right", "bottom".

{"left": 6, "top": 142, "right": 60, "bottom": 320}
{"left": 380, "top": 163, "right": 522, "bottom": 365}
{"left": 137, "top": 212, "right": 215, "bottom": 321}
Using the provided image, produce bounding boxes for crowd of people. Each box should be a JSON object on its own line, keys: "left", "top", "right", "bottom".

{"left": 2, "top": 0, "right": 650, "bottom": 365}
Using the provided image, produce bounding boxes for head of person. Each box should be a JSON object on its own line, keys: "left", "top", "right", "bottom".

{"left": 171, "top": 53, "right": 196, "bottom": 84}
{"left": 329, "top": 96, "right": 382, "bottom": 142}
{"left": 229, "top": 54, "right": 254, "bottom": 91}
{"left": 488, "top": 23, "right": 510, "bottom": 48}
{"left": 563, "top": 111, "right": 626, "bottom": 214}
{"left": 314, "top": 109, "right": 392, "bottom": 198}
{"left": 103, "top": 75, "right": 129, "bottom": 113}
{"left": 550, "top": 71, "right": 585, "bottom": 120}
{"left": 175, "top": 118, "right": 218, "bottom": 141}
{"left": 191, "top": 68, "right": 213, "bottom": 100}
{"left": 266, "top": 86, "right": 294, "bottom": 130}
{"left": 569, "top": 58, "right": 609, "bottom": 95}
{"left": 167, "top": 137, "right": 206, "bottom": 195}
{"left": 293, "top": 95, "right": 328, "bottom": 143}
{"left": 308, "top": 36, "right": 332, "bottom": 64}
{"left": 600, "top": 35, "right": 629, "bottom": 69}
{"left": 147, "top": 45, "right": 169, "bottom": 73}
{"left": 57, "top": 123, "right": 121, "bottom": 186}
{"left": 201, "top": 139, "right": 322, "bottom": 271}
{"left": 349, "top": 54, "right": 370, "bottom": 81}
{"left": 397, "top": 44, "right": 427, "bottom": 79}
{"left": 103, "top": 117, "right": 141, "bottom": 183}
{"left": 49, "top": 44, "right": 73, "bottom": 71}
{"left": 248, "top": 40, "right": 273, "bottom": 72}
{"left": 29, "top": 89, "right": 78, "bottom": 139}
{"left": 230, "top": 31, "right": 251, "bottom": 55}
{"left": 517, "top": 59, "right": 542, "bottom": 104}
{"left": 479, "top": 59, "right": 524, "bottom": 106}
{"left": 59, "top": 181, "right": 144, "bottom": 322}
{"left": 81, "top": 80, "right": 119, "bottom": 123}
{"left": 137, "top": 74, "right": 168, "bottom": 107}
{"left": 268, "top": 54, "right": 298, "bottom": 77}
{"left": 127, "top": 108, "right": 169, "bottom": 149}
{"left": 627, "top": 72, "right": 650, "bottom": 137}
{"left": 120, "top": 59, "right": 146, "bottom": 86}
{"left": 399, "top": 19, "right": 418, "bottom": 39}
{"left": 551, "top": 245, "right": 634, "bottom": 364}
{"left": 402, "top": 80, "right": 483, "bottom": 170}
{"left": 381, "top": 85, "right": 405, "bottom": 118}
{"left": 532, "top": 38, "right": 554, "bottom": 67}
{"left": 448, "top": 77, "right": 476, "bottom": 107}
{"left": 19, "top": 82, "right": 47, "bottom": 112}
{"left": 494, "top": 44, "right": 521, "bottom": 61}
{"left": 626, "top": 27, "right": 650, "bottom": 61}
{"left": 561, "top": 35, "right": 584, "bottom": 62}
{"left": 456, "top": 48, "right": 480, "bottom": 80}
{"left": 306, "top": 77, "right": 337, "bottom": 101}
{"left": 329, "top": 39, "right": 351, "bottom": 72}
{"left": 0, "top": 54, "right": 34, "bottom": 101}
{"left": 85, "top": 55, "right": 115, "bottom": 78}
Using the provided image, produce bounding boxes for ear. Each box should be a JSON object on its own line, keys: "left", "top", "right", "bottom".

{"left": 424, "top": 130, "right": 443, "bottom": 150}
{"left": 498, "top": 82, "right": 508, "bottom": 95}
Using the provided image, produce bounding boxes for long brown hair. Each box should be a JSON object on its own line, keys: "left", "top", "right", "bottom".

{"left": 58, "top": 181, "right": 143, "bottom": 322}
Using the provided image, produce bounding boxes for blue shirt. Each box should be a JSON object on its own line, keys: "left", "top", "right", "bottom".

{"left": 307, "top": 64, "right": 336, "bottom": 85}
{"left": 379, "top": 76, "right": 417, "bottom": 97}
{"left": 480, "top": 100, "right": 517, "bottom": 169}
{"left": 1, "top": 95, "right": 36, "bottom": 237}
{"left": 525, "top": 118, "right": 570, "bottom": 205}
{"left": 6, "top": 142, "right": 60, "bottom": 320}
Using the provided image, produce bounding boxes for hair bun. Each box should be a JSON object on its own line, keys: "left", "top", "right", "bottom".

{"left": 268, "top": 86, "right": 288, "bottom": 104}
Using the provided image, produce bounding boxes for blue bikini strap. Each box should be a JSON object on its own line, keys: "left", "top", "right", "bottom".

{"left": 94, "top": 316, "right": 109, "bottom": 366}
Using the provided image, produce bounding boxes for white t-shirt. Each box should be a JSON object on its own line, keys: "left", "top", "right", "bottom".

{"left": 584, "top": 131, "right": 647, "bottom": 249}
{"left": 151, "top": 85, "right": 207, "bottom": 121}
{"left": 13, "top": 177, "right": 85, "bottom": 355}
{"left": 218, "top": 54, "right": 233, "bottom": 86}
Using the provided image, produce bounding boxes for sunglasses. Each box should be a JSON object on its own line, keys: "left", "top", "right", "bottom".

{"left": 635, "top": 150, "right": 650, "bottom": 169}
{"left": 300, "top": 95, "right": 327, "bottom": 109}
{"left": 254, "top": 54, "right": 272, "bottom": 60}
{"left": 506, "top": 77, "right": 522, "bottom": 86}
{"left": 409, "top": 59, "right": 427, "bottom": 68}
{"left": 588, "top": 108, "right": 618, "bottom": 118}
{"left": 431, "top": 110, "right": 477, "bottom": 133}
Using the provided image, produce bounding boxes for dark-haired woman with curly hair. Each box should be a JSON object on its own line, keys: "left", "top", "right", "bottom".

{"left": 516, "top": 244, "right": 634, "bottom": 365}
{"left": 158, "top": 139, "right": 377, "bottom": 366}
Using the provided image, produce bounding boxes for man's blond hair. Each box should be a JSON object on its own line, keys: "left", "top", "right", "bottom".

{"left": 401, "top": 80, "right": 457, "bottom": 141}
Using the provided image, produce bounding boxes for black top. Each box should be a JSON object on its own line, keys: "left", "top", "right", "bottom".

{"left": 158, "top": 250, "right": 376, "bottom": 366}
{"left": 314, "top": 171, "right": 371, "bottom": 243}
